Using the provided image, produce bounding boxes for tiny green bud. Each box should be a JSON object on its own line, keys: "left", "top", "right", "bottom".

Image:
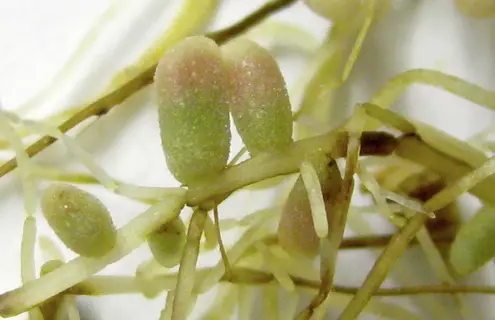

{"left": 222, "top": 38, "right": 293, "bottom": 156}
{"left": 147, "top": 217, "right": 186, "bottom": 268}
{"left": 449, "top": 205, "right": 495, "bottom": 276}
{"left": 277, "top": 155, "right": 342, "bottom": 258}
{"left": 41, "top": 184, "right": 117, "bottom": 257}
{"left": 154, "top": 36, "right": 231, "bottom": 185}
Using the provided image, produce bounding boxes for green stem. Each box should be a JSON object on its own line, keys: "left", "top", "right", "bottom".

{"left": 338, "top": 213, "right": 428, "bottom": 320}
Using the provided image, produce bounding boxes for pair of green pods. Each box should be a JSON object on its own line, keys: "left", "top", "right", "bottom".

{"left": 154, "top": 35, "right": 294, "bottom": 186}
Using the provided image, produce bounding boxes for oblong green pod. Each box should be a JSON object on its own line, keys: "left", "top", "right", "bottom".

{"left": 154, "top": 36, "right": 231, "bottom": 185}
{"left": 147, "top": 216, "right": 186, "bottom": 268}
{"left": 277, "top": 154, "right": 342, "bottom": 258}
{"left": 41, "top": 183, "right": 117, "bottom": 257}
{"left": 222, "top": 38, "right": 293, "bottom": 156}
{"left": 449, "top": 205, "right": 495, "bottom": 276}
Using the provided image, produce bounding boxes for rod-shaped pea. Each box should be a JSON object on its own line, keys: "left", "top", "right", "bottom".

{"left": 449, "top": 205, "right": 495, "bottom": 277}
{"left": 154, "top": 36, "right": 231, "bottom": 185}
{"left": 222, "top": 38, "right": 293, "bottom": 156}
{"left": 277, "top": 155, "right": 342, "bottom": 258}
{"left": 41, "top": 183, "right": 117, "bottom": 257}
{"left": 147, "top": 216, "right": 186, "bottom": 268}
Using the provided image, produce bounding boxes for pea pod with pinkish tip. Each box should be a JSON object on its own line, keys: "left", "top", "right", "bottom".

{"left": 449, "top": 205, "right": 495, "bottom": 277}
{"left": 277, "top": 154, "right": 342, "bottom": 258}
{"left": 147, "top": 216, "right": 186, "bottom": 268}
{"left": 40, "top": 183, "right": 117, "bottom": 257}
{"left": 222, "top": 38, "right": 293, "bottom": 156}
{"left": 154, "top": 36, "right": 231, "bottom": 185}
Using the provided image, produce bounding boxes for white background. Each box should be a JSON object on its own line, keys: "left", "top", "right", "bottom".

{"left": 0, "top": 0, "right": 494, "bottom": 319}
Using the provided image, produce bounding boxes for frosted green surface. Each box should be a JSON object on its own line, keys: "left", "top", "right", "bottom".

{"left": 450, "top": 205, "right": 495, "bottom": 276}
{"left": 154, "top": 36, "right": 231, "bottom": 185}
{"left": 222, "top": 38, "right": 293, "bottom": 156}
{"left": 277, "top": 154, "right": 342, "bottom": 257}
{"left": 147, "top": 216, "right": 186, "bottom": 268}
{"left": 41, "top": 184, "right": 117, "bottom": 257}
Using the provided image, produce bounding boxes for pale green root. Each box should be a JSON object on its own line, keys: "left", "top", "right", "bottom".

{"left": 0, "top": 112, "right": 36, "bottom": 216}
{"left": 159, "top": 290, "right": 175, "bottom": 320}
{"left": 238, "top": 285, "right": 256, "bottom": 320}
{"left": 15, "top": 0, "right": 129, "bottom": 115}
{"left": 38, "top": 236, "right": 65, "bottom": 263}
{"left": 255, "top": 241, "right": 295, "bottom": 292}
{"left": 262, "top": 284, "right": 279, "bottom": 320}
{"left": 171, "top": 209, "right": 207, "bottom": 320}
{"left": 200, "top": 284, "right": 238, "bottom": 320}
{"left": 300, "top": 160, "right": 328, "bottom": 238}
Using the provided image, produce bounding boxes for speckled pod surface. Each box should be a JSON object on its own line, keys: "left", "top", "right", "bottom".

{"left": 148, "top": 217, "right": 186, "bottom": 268}
{"left": 222, "top": 38, "right": 293, "bottom": 156}
{"left": 154, "top": 36, "right": 231, "bottom": 185}
{"left": 277, "top": 155, "right": 342, "bottom": 258}
{"left": 41, "top": 184, "right": 117, "bottom": 257}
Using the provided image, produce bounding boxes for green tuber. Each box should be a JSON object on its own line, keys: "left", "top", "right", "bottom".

{"left": 40, "top": 183, "right": 117, "bottom": 257}
{"left": 222, "top": 38, "right": 293, "bottom": 156}
{"left": 277, "top": 154, "right": 342, "bottom": 258}
{"left": 147, "top": 216, "right": 187, "bottom": 268}
{"left": 154, "top": 35, "right": 231, "bottom": 185}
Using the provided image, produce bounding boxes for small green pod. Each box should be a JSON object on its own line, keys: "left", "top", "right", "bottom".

{"left": 449, "top": 205, "right": 495, "bottom": 277}
{"left": 222, "top": 38, "right": 293, "bottom": 156}
{"left": 41, "top": 183, "right": 117, "bottom": 257}
{"left": 147, "top": 216, "right": 186, "bottom": 268}
{"left": 154, "top": 36, "right": 231, "bottom": 185}
{"left": 277, "top": 155, "right": 342, "bottom": 258}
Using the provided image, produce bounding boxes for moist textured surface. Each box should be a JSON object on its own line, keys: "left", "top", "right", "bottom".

{"left": 41, "top": 184, "right": 117, "bottom": 257}
{"left": 222, "top": 38, "right": 293, "bottom": 156}
{"left": 155, "top": 36, "right": 231, "bottom": 185}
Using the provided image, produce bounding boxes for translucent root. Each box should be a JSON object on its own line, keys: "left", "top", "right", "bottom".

{"left": 340, "top": 153, "right": 495, "bottom": 319}
{"left": 14, "top": 0, "right": 129, "bottom": 115}
{"left": 0, "top": 191, "right": 186, "bottom": 317}
{"left": 255, "top": 241, "right": 295, "bottom": 292}
{"left": 20, "top": 217, "right": 44, "bottom": 320}
{"left": 0, "top": 112, "right": 36, "bottom": 216}
{"left": 359, "top": 162, "right": 471, "bottom": 317}
{"left": 367, "top": 69, "right": 495, "bottom": 130}
{"left": 2, "top": 111, "right": 117, "bottom": 190}
{"left": 171, "top": 209, "right": 206, "bottom": 320}
{"left": 300, "top": 160, "right": 328, "bottom": 238}
{"left": 200, "top": 284, "right": 238, "bottom": 319}
{"left": 293, "top": 0, "right": 379, "bottom": 123}
{"left": 3, "top": 110, "right": 185, "bottom": 203}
